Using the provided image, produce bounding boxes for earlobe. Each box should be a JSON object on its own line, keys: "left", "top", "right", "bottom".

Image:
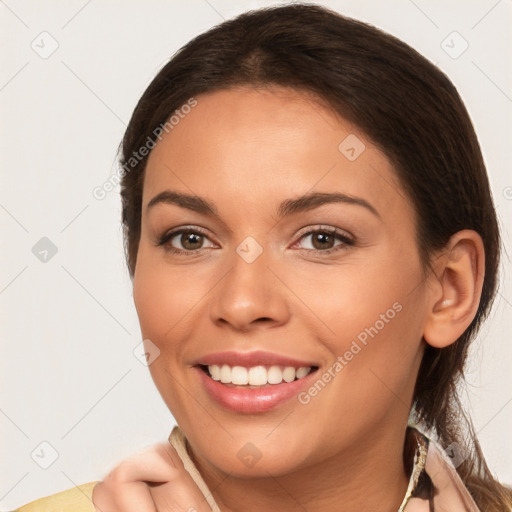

{"left": 423, "top": 230, "right": 485, "bottom": 349}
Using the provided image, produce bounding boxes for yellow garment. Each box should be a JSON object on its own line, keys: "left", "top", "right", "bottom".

{"left": 13, "top": 481, "right": 99, "bottom": 512}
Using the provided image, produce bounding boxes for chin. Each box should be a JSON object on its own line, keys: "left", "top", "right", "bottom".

{"left": 210, "top": 448, "right": 307, "bottom": 479}
{"left": 187, "top": 427, "right": 313, "bottom": 478}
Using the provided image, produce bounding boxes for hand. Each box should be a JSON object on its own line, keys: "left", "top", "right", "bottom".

{"left": 92, "top": 441, "right": 213, "bottom": 512}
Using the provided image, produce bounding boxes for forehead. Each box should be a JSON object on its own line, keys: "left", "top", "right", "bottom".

{"left": 142, "top": 86, "right": 411, "bottom": 221}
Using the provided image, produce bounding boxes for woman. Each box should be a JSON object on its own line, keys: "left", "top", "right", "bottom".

{"left": 14, "top": 4, "right": 511, "bottom": 511}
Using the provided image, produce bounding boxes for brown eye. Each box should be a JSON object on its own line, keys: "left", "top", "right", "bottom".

{"left": 178, "top": 232, "right": 204, "bottom": 250}
{"left": 310, "top": 232, "right": 336, "bottom": 250}
{"left": 157, "top": 227, "right": 215, "bottom": 253}
{"left": 295, "top": 227, "right": 355, "bottom": 254}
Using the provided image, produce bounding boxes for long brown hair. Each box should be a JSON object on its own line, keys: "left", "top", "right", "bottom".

{"left": 119, "top": 4, "right": 511, "bottom": 510}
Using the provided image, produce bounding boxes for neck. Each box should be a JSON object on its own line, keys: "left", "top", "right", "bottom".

{"left": 188, "top": 425, "right": 410, "bottom": 512}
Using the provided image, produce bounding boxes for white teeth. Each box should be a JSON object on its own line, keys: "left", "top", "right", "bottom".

{"left": 248, "top": 366, "right": 267, "bottom": 386}
{"left": 206, "top": 364, "right": 312, "bottom": 386}
{"left": 220, "top": 364, "right": 231, "bottom": 383}
{"left": 282, "top": 367, "right": 296, "bottom": 383}
{"left": 267, "top": 365, "right": 283, "bottom": 384}
{"left": 209, "top": 364, "right": 221, "bottom": 381}
{"left": 231, "top": 366, "right": 248, "bottom": 385}
{"left": 296, "top": 367, "right": 310, "bottom": 379}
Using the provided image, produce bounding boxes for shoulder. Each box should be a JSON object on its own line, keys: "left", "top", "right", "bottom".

{"left": 12, "top": 481, "right": 100, "bottom": 512}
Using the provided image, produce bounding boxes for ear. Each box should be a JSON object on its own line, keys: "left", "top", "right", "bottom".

{"left": 423, "top": 230, "right": 485, "bottom": 349}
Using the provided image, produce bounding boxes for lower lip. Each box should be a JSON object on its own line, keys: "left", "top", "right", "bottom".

{"left": 195, "top": 366, "right": 318, "bottom": 414}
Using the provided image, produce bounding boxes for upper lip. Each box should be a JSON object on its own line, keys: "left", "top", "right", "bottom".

{"left": 194, "top": 350, "right": 318, "bottom": 368}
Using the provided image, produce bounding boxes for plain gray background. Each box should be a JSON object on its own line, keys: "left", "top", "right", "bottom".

{"left": 1, "top": 1, "right": 511, "bottom": 509}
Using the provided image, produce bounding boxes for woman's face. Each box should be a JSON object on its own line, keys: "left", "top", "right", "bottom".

{"left": 133, "top": 86, "right": 428, "bottom": 477}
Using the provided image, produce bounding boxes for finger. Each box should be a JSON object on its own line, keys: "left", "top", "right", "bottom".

{"left": 92, "top": 479, "right": 156, "bottom": 512}
{"left": 92, "top": 445, "right": 177, "bottom": 512}
{"left": 91, "top": 442, "right": 213, "bottom": 512}
{"left": 106, "top": 443, "right": 184, "bottom": 483}
{"left": 148, "top": 443, "right": 214, "bottom": 512}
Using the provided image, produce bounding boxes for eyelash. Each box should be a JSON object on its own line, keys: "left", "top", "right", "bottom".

{"left": 156, "top": 225, "right": 355, "bottom": 256}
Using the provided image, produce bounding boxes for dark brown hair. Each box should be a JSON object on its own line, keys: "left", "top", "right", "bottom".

{"left": 119, "top": 4, "right": 510, "bottom": 510}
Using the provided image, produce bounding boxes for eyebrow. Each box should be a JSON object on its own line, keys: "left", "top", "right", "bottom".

{"left": 147, "top": 190, "right": 380, "bottom": 219}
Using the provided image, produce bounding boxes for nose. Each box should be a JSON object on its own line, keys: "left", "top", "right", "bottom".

{"left": 208, "top": 244, "right": 291, "bottom": 332}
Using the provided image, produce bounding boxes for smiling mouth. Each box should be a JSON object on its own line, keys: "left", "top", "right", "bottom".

{"left": 198, "top": 364, "right": 319, "bottom": 388}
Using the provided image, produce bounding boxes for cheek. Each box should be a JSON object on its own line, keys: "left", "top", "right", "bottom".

{"left": 297, "top": 247, "right": 422, "bottom": 347}
{"left": 133, "top": 267, "right": 173, "bottom": 340}
{"left": 133, "top": 244, "right": 204, "bottom": 341}
{"left": 299, "top": 245, "right": 425, "bottom": 406}
{"left": 132, "top": 251, "right": 193, "bottom": 413}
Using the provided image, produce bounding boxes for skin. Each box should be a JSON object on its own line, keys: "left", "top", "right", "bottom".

{"left": 93, "top": 86, "right": 484, "bottom": 512}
